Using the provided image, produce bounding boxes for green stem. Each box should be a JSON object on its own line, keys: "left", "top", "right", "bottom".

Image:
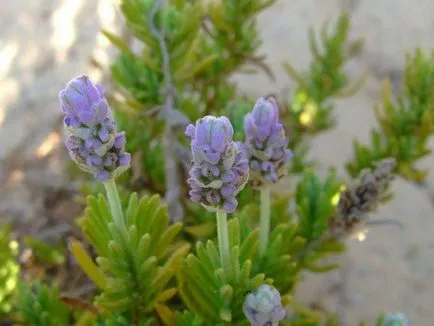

{"left": 216, "top": 211, "right": 231, "bottom": 275}
{"left": 259, "top": 187, "right": 271, "bottom": 258}
{"left": 104, "top": 179, "right": 126, "bottom": 232}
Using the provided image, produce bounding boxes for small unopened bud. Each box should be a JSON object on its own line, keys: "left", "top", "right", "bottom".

{"left": 243, "top": 285, "right": 286, "bottom": 326}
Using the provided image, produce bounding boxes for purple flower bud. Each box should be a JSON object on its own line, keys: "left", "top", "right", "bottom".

{"left": 221, "top": 184, "right": 236, "bottom": 198}
{"left": 59, "top": 75, "right": 130, "bottom": 181}
{"left": 86, "top": 155, "right": 102, "bottom": 167}
{"left": 221, "top": 170, "right": 236, "bottom": 183}
{"left": 186, "top": 116, "right": 249, "bottom": 213}
{"left": 85, "top": 137, "right": 102, "bottom": 150}
{"left": 64, "top": 115, "right": 81, "bottom": 128}
{"left": 98, "top": 127, "right": 110, "bottom": 142}
{"left": 189, "top": 190, "right": 201, "bottom": 203}
{"left": 118, "top": 153, "right": 131, "bottom": 166}
{"left": 223, "top": 198, "right": 237, "bottom": 213}
{"left": 243, "top": 285, "right": 287, "bottom": 326}
{"left": 114, "top": 132, "right": 126, "bottom": 149}
{"left": 95, "top": 170, "right": 111, "bottom": 182}
{"left": 244, "top": 97, "right": 293, "bottom": 188}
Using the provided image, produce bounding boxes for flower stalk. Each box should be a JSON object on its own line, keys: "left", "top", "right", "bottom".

{"left": 216, "top": 211, "right": 231, "bottom": 276}
{"left": 103, "top": 179, "right": 126, "bottom": 233}
{"left": 259, "top": 187, "right": 271, "bottom": 258}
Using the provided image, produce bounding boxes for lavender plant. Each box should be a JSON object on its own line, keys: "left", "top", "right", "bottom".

{"left": 44, "top": 75, "right": 406, "bottom": 325}
{"left": 3, "top": 2, "right": 431, "bottom": 325}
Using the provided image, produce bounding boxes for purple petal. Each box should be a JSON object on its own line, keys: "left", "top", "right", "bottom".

{"left": 236, "top": 141, "right": 249, "bottom": 157}
{"left": 118, "top": 153, "right": 131, "bottom": 166}
{"left": 85, "top": 77, "right": 101, "bottom": 103}
{"left": 219, "top": 116, "right": 234, "bottom": 142}
{"left": 202, "top": 146, "right": 221, "bottom": 164}
{"left": 95, "top": 170, "right": 110, "bottom": 181}
{"left": 223, "top": 198, "right": 237, "bottom": 213}
{"left": 262, "top": 162, "right": 274, "bottom": 172}
{"left": 221, "top": 185, "right": 236, "bottom": 198}
{"left": 66, "top": 83, "right": 88, "bottom": 113}
{"left": 88, "top": 155, "right": 102, "bottom": 166}
{"left": 244, "top": 115, "right": 256, "bottom": 139}
{"left": 195, "top": 118, "right": 212, "bottom": 145}
{"left": 284, "top": 150, "right": 293, "bottom": 161}
{"left": 190, "top": 164, "right": 202, "bottom": 178}
{"left": 59, "top": 90, "right": 75, "bottom": 115}
{"left": 77, "top": 106, "right": 94, "bottom": 124}
{"left": 232, "top": 171, "right": 241, "bottom": 184}
{"left": 78, "top": 146, "right": 89, "bottom": 157}
{"left": 210, "top": 121, "right": 226, "bottom": 152}
{"left": 86, "top": 156, "right": 94, "bottom": 166}
{"left": 222, "top": 171, "right": 235, "bottom": 183}
{"left": 98, "top": 127, "right": 109, "bottom": 142}
{"left": 85, "top": 138, "right": 101, "bottom": 150}
{"left": 114, "top": 133, "right": 126, "bottom": 149}
{"left": 189, "top": 190, "right": 201, "bottom": 202}
{"left": 204, "top": 164, "right": 220, "bottom": 177}
{"left": 64, "top": 115, "right": 81, "bottom": 128}
{"left": 94, "top": 100, "right": 109, "bottom": 123}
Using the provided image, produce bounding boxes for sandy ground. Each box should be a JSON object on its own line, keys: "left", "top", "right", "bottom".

{"left": 1, "top": 0, "right": 434, "bottom": 325}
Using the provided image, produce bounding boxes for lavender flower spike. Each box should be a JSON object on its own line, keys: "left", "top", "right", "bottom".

{"left": 243, "top": 284, "right": 287, "bottom": 326}
{"left": 244, "top": 97, "right": 292, "bottom": 188}
{"left": 186, "top": 115, "right": 249, "bottom": 213}
{"left": 59, "top": 75, "right": 130, "bottom": 181}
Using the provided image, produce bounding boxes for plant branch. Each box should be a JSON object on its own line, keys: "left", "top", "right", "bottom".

{"left": 149, "top": 0, "right": 184, "bottom": 222}
{"left": 200, "top": 16, "right": 275, "bottom": 81}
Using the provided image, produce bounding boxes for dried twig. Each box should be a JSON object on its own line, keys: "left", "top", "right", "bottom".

{"left": 149, "top": 0, "right": 184, "bottom": 222}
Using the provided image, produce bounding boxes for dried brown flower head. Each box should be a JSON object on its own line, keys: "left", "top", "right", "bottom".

{"left": 329, "top": 158, "right": 396, "bottom": 236}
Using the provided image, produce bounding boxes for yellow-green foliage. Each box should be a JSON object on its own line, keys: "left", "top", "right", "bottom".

{"left": 80, "top": 193, "right": 189, "bottom": 321}
{"left": 178, "top": 218, "right": 275, "bottom": 325}
{"left": 0, "top": 225, "right": 19, "bottom": 318}
{"left": 346, "top": 49, "right": 434, "bottom": 182}
{"left": 17, "top": 283, "right": 69, "bottom": 326}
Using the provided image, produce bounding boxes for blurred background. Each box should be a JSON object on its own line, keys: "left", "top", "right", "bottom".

{"left": 1, "top": 0, "right": 434, "bottom": 324}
